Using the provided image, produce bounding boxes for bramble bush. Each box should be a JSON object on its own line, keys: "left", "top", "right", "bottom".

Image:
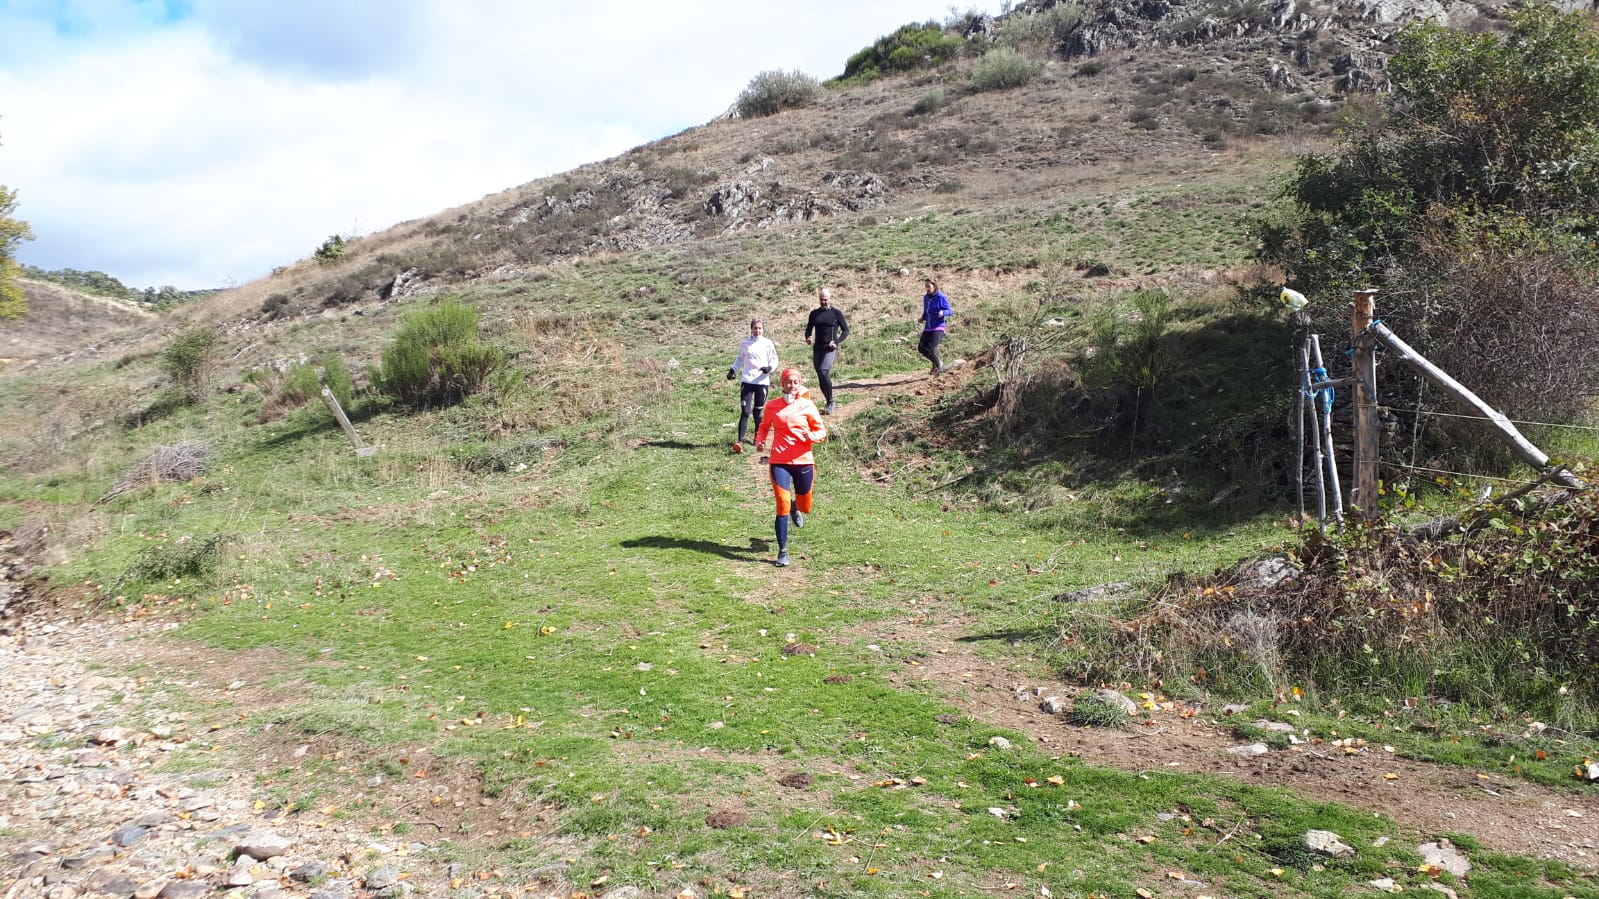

{"left": 734, "top": 70, "right": 820, "bottom": 119}
{"left": 374, "top": 300, "right": 503, "bottom": 408}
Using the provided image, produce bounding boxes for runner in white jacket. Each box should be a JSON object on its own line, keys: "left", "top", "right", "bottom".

{"left": 726, "top": 318, "right": 779, "bottom": 453}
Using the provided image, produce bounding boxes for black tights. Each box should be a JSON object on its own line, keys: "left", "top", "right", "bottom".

{"left": 737, "top": 383, "right": 767, "bottom": 442}
{"left": 812, "top": 347, "right": 837, "bottom": 405}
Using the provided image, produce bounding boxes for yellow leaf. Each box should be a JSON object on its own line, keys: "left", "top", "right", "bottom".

{"left": 503, "top": 622, "right": 516, "bottom": 629}
{"left": 1269, "top": 868, "right": 1285, "bottom": 878}
{"left": 1136, "top": 889, "right": 1154, "bottom": 899}
{"left": 539, "top": 626, "right": 556, "bottom": 636}
{"left": 728, "top": 889, "right": 747, "bottom": 899}
{"left": 1046, "top": 775, "right": 1065, "bottom": 786}
{"left": 1383, "top": 772, "right": 1399, "bottom": 780}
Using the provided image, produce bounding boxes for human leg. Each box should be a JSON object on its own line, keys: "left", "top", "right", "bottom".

{"left": 790, "top": 464, "right": 814, "bottom": 528}
{"left": 736, "top": 383, "right": 766, "bottom": 444}
{"left": 812, "top": 347, "right": 837, "bottom": 409}
{"left": 770, "top": 464, "right": 796, "bottom": 554}
{"left": 918, "top": 330, "right": 944, "bottom": 373}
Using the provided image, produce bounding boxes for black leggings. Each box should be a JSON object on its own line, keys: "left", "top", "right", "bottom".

{"left": 737, "top": 383, "right": 768, "bottom": 442}
{"left": 918, "top": 330, "right": 944, "bottom": 370}
{"left": 812, "top": 347, "right": 837, "bottom": 404}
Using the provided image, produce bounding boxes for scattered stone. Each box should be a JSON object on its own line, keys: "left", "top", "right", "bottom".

{"left": 234, "top": 831, "right": 294, "bottom": 860}
{"left": 109, "top": 825, "right": 149, "bottom": 847}
{"left": 62, "top": 846, "right": 116, "bottom": 869}
{"left": 96, "top": 874, "right": 139, "bottom": 896}
{"left": 1369, "top": 877, "right": 1399, "bottom": 891}
{"left": 1093, "top": 689, "right": 1139, "bottom": 716}
{"left": 1254, "top": 720, "right": 1296, "bottom": 733}
{"left": 1052, "top": 583, "right": 1132, "bottom": 604}
{"left": 1227, "top": 742, "right": 1270, "bottom": 757}
{"left": 1220, "top": 703, "right": 1249, "bottom": 715}
{"left": 90, "top": 727, "right": 135, "bottom": 746}
{"left": 290, "top": 861, "right": 330, "bottom": 882}
{"left": 1584, "top": 761, "right": 1599, "bottom": 781}
{"left": 988, "top": 736, "right": 1014, "bottom": 751}
{"left": 157, "top": 883, "right": 210, "bottom": 899}
{"left": 226, "top": 857, "right": 256, "bottom": 886}
{"left": 1040, "top": 696, "right": 1070, "bottom": 715}
{"left": 1236, "top": 555, "right": 1301, "bottom": 590}
{"left": 363, "top": 866, "right": 401, "bottom": 890}
{"left": 1421, "top": 883, "right": 1459, "bottom": 899}
{"left": 1305, "top": 829, "right": 1356, "bottom": 858}
{"left": 1418, "top": 838, "right": 1471, "bottom": 877}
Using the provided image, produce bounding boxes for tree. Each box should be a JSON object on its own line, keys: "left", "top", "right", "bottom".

{"left": 0, "top": 183, "right": 34, "bottom": 320}
{"left": 1257, "top": 4, "right": 1599, "bottom": 294}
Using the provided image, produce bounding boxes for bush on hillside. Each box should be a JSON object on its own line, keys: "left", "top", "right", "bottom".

{"left": 160, "top": 326, "right": 219, "bottom": 404}
{"left": 314, "top": 234, "right": 346, "bottom": 265}
{"left": 995, "top": 4, "right": 1084, "bottom": 47}
{"left": 374, "top": 300, "right": 503, "bottom": 408}
{"left": 735, "top": 70, "right": 820, "bottom": 119}
{"left": 971, "top": 47, "right": 1045, "bottom": 91}
{"left": 840, "top": 22, "right": 964, "bottom": 82}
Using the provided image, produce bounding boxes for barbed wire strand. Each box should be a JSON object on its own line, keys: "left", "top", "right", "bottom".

{"left": 1381, "top": 405, "right": 1599, "bottom": 433}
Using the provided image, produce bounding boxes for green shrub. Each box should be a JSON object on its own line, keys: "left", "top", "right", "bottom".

{"left": 971, "top": 47, "right": 1044, "bottom": 92}
{"left": 840, "top": 22, "right": 963, "bottom": 82}
{"left": 375, "top": 300, "right": 504, "bottom": 408}
{"left": 114, "top": 534, "right": 228, "bottom": 591}
{"left": 995, "top": 4, "right": 1083, "bottom": 46}
{"left": 735, "top": 70, "right": 820, "bottom": 118}
{"left": 275, "top": 353, "right": 355, "bottom": 417}
{"left": 160, "top": 326, "right": 219, "bottom": 404}
{"left": 911, "top": 89, "right": 946, "bottom": 115}
{"left": 313, "top": 234, "right": 346, "bottom": 265}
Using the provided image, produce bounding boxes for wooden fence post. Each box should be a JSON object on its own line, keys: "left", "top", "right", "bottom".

{"left": 321, "top": 386, "right": 375, "bottom": 457}
{"left": 1351, "top": 289, "right": 1381, "bottom": 520}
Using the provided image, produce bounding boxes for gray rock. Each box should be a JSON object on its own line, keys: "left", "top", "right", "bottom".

{"left": 1254, "top": 720, "right": 1296, "bottom": 733}
{"left": 1418, "top": 838, "right": 1470, "bottom": 876}
{"left": 1039, "top": 696, "right": 1070, "bottom": 715}
{"left": 600, "top": 887, "right": 646, "bottom": 899}
{"left": 62, "top": 846, "right": 116, "bottom": 869}
{"left": 1236, "top": 555, "right": 1300, "bottom": 590}
{"left": 109, "top": 825, "right": 149, "bottom": 847}
{"left": 1053, "top": 583, "right": 1132, "bottom": 604}
{"left": 157, "top": 883, "right": 210, "bottom": 899}
{"left": 1305, "top": 829, "right": 1355, "bottom": 858}
{"left": 233, "top": 831, "right": 293, "bottom": 860}
{"left": 1094, "top": 689, "right": 1139, "bottom": 715}
{"left": 226, "top": 857, "right": 255, "bottom": 886}
{"left": 289, "top": 861, "right": 329, "bottom": 883}
{"left": 132, "top": 811, "right": 172, "bottom": 828}
{"left": 375, "top": 885, "right": 413, "bottom": 899}
{"left": 94, "top": 874, "right": 139, "bottom": 897}
{"left": 1226, "top": 742, "right": 1270, "bottom": 757}
{"left": 987, "top": 736, "right": 1014, "bottom": 751}
{"left": 364, "top": 865, "right": 400, "bottom": 890}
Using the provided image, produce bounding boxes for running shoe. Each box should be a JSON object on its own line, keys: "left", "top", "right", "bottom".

{"left": 732, "top": 441, "right": 743, "bottom": 454}
{"left": 774, "top": 551, "right": 791, "bottom": 567}
{"left": 823, "top": 401, "right": 836, "bottom": 415}
{"left": 790, "top": 509, "right": 804, "bottom": 529}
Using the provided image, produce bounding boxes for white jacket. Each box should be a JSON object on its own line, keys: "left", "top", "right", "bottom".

{"left": 731, "top": 335, "right": 779, "bottom": 386}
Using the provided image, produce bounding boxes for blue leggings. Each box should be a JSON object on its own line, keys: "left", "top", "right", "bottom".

{"left": 770, "top": 463, "right": 815, "bottom": 549}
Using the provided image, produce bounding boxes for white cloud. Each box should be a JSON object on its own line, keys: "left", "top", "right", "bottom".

{"left": 0, "top": 1, "right": 996, "bottom": 288}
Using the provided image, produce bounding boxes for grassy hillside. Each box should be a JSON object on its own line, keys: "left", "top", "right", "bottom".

{"left": 3, "top": 7, "right": 1598, "bottom": 897}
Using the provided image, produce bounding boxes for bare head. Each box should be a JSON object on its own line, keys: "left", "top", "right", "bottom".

{"left": 817, "top": 288, "right": 832, "bottom": 308}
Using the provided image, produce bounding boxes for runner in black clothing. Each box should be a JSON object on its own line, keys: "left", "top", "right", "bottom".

{"left": 804, "top": 287, "right": 848, "bottom": 414}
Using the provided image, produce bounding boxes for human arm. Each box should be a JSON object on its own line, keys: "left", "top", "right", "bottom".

{"left": 804, "top": 311, "right": 815, "bottom": 346}
{"left": 805, "top": 405, "right": 827, "bottom": 444}
{"left": 834, "top": 309, "right": 849, "bottom": 345}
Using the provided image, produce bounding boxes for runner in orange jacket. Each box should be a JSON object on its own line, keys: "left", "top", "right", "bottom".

{"left": 754, "top": 368, "right": 827, "bottom": 567}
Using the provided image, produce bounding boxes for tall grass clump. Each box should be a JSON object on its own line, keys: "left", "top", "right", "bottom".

{"left": 735, "top": 70, "right": 820, "bottom": 118}
{"left": 971, "top": 47, "right": 1045, "bottom": 92}
{"left": 374, "top": 300, "right": 503, "bottom": 408}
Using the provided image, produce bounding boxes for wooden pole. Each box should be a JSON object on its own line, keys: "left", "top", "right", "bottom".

{"left": 1350, "top": 289, "right": 1381, "bottom": 520}
{"left": 1296, "top": 341, "right": 1309, "bottom": 525}
{"left": 320, "top": 386, "right": 376, "bottom": 457}
{"left": 1309, "top": 335, "right": 1343, "bottom": 525}
{"left": 1368, "top": 321, "right": 1585, "bottom": 489}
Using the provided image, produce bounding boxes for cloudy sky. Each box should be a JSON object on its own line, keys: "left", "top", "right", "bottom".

{"left": 0, "top": 1, "right": 997, "bottom": 290}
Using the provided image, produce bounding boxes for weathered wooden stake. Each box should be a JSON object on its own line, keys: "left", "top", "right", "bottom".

{"left": 1369, "top": 321, "right": 1585, "bottom": 490}
{"left": 320, "top": 386, "right": 376, "bottom": 457}
{"left": 1350, "top": 289, "right": 1381, "bottom": 519}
